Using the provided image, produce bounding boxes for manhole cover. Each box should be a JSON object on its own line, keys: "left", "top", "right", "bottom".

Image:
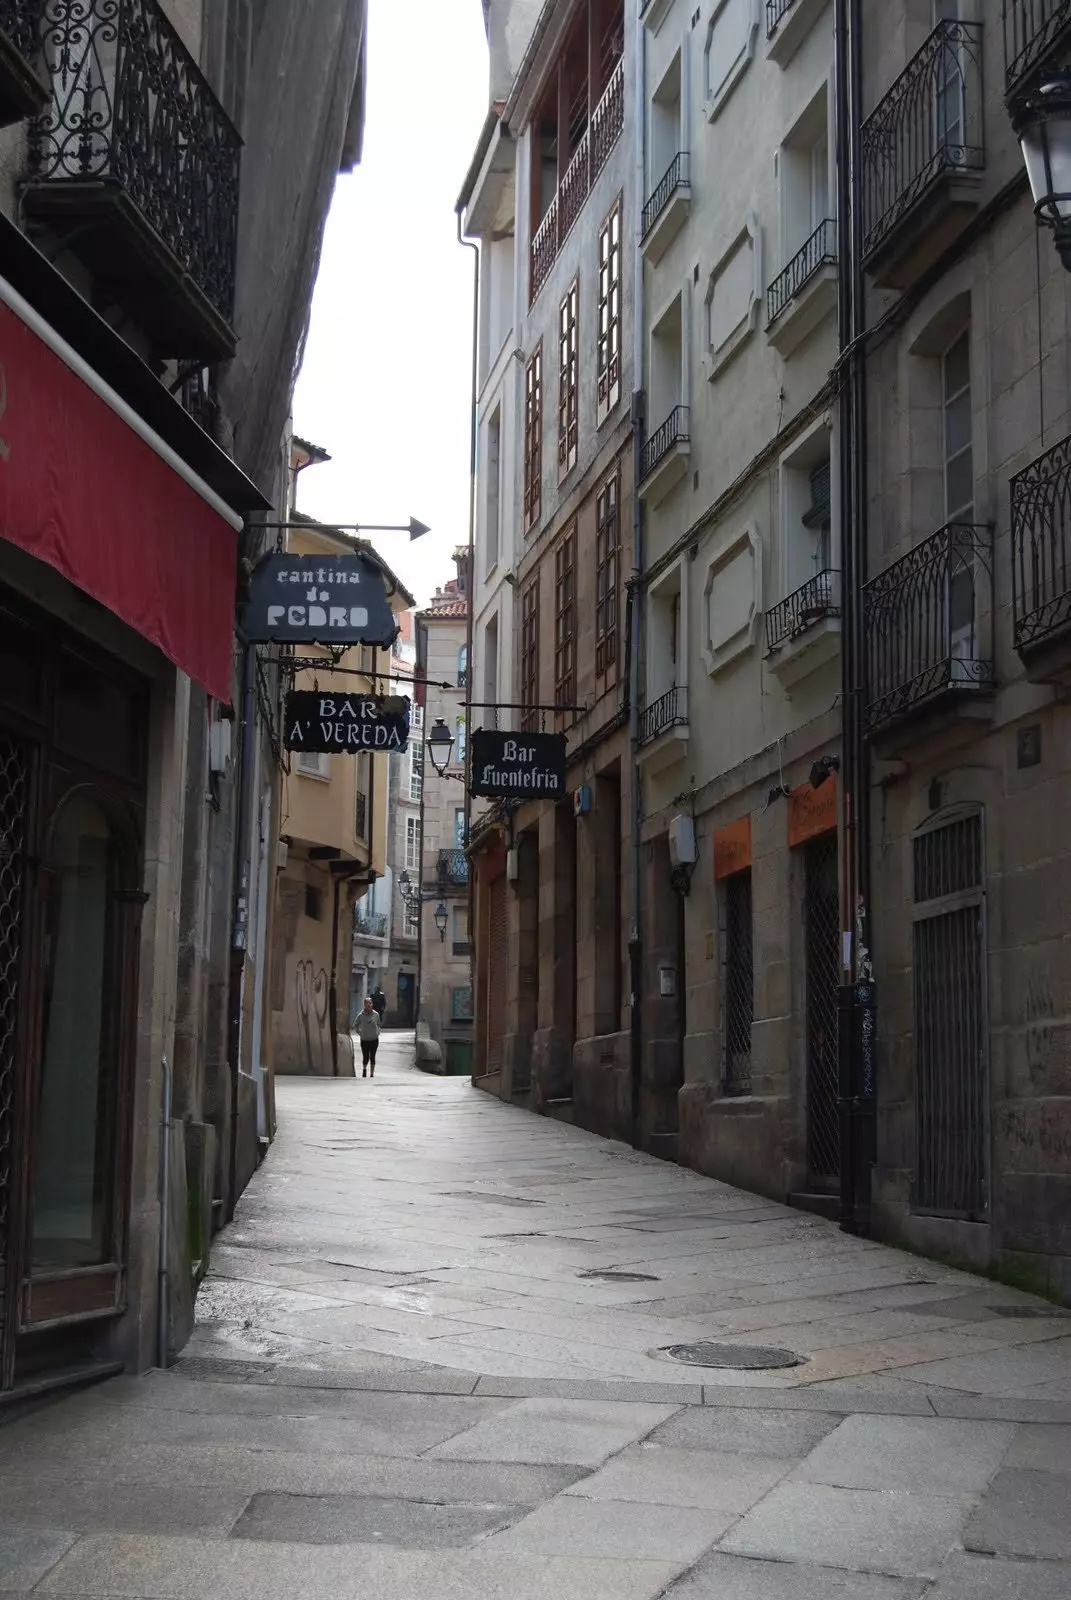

{"left": 987, "top": 1304, "right": 1071, "bottom": 1319}
{"left": 660, "top": 1341, "right": 802, "bottom": 1370}
{"left": 579, "top": 1269, "right": 660, "bottom": 1283}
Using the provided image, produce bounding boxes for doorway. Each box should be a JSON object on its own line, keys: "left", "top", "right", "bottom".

{"left": 397, "top": 971, "right": 416, "bottom": 1027}
{"left": 804, "top": 831, "right": 840, "bottom": 1189}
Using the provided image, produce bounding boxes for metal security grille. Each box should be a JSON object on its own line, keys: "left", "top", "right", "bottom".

{"left": 485, "top": 873, "right": 508, "bottom": 1075}
{"left": 805, "top": 833, "right": 840, "bottom": 1187}
{"left": 0, "top": 731, "right": 28, "bottom": 1321}
{"left": 912, "top": 812, "right": 988, "bottom": 1218}
{"left": 723, "top": 870, "right": 753, "bottom": 1094}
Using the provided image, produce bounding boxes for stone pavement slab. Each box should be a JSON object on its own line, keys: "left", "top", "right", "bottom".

{"left": 963, "top": 1467, "right": 1071, "bottom": 1560}
{"left": 721, "top": 1481, "right": 973, "bottom": 1577}
{"left": 564, "top": 1443, "right": 793, "bottom": 1510}
{"left": 428, "top": 1397, "right": 675, "bottom": 1466}
{"left": 662, "top": 1552, "right": 925, "bottom": 1599}
{"left": 485, "top": 1495, "right": 734, "bottom": 1561}
{"left": 791, "top": 1413, "right": 1015, "bottom": 1494}
{"left": 926, "top": 1552, "right": 1071, "bottom": 1598}
{"left": 230, "top": 1491, "right": 523, "bottom": 1548}
{"left": 0, "top": 1484, "right": 248, "bottom": 1539}
{"left": 0, "top": 1531, "right": 77, "bottom": 1592}
{"left": 649, "top": 1404, "right": 840, "bottom": 1456}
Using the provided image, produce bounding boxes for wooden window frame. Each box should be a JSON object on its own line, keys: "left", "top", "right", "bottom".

{"left": 597, "top": 198, "right": 622, "bottom": 425}
{"left": 595, "top": 471, "right": 620, "bottom": 680}
{"left": 558, "top": 278, "right": 579, "bottom": 479}
{"left": 520, "top": 575, "right": 540, "bottom": 733}
{"left": 523, "top": 344, "right": 543, "bottom": 531}
{"left": 554, "top": 525, "right": 577, "bottom": 722}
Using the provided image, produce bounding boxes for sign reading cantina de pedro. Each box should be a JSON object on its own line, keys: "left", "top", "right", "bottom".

{"left": 284, "top": 692, "right": 411, "bottom": 755}
{"left": 241, "top": 553, "right": 398, "bottom": 645}
{"left": 470, "top": 729, "right": 567, "bottom": 799}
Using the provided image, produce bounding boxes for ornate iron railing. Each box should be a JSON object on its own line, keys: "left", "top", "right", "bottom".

{"left": 861, "top": 20, "right": 984, "bottom": 262}
{"left": 529, "top": 55, "right": 624, "bottom": 303}
{"left": 767, "top": 217, "right": 836, "bottom": 325}
{"left": 355, "top": 911, "right": 387, "bottom": 939}
{"left": 640, "top": 404, "right": 689, "bottom": 482}
{"left": 438, "top": 848, "right": 469, "bottom": 887}
{"left": 641, "top": 150, "right": 689, "bottom": 238}
{"left": 1003, "top": 0, "right": 1071, "bottom": 93}
{"left": 638, "top": 684, "right": 687, "bottom": 745}
{"left": 765, "top": 569, "right": 841, "bottom": 653}
{"left": 1010, "top": 431, "right": 1071, "bottom": 651}
{"left": 27, "top": 0, "right": 240, "bottom": 322}
{"left": 0, "top": 0, "right": 43, "bottom": 63}
{"left": 863, "top": 522, "right": 994, "bottom": 731}
{"left": 766, "top": 0, "right": 798, "bottom": 37}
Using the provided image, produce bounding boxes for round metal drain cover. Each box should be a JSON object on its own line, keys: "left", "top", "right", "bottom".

{"left": 579, "top": 1270, "right": 660, "bottom": 1283}
{"left": 661, "top": 1341, "right": 802, "bottom": 1370}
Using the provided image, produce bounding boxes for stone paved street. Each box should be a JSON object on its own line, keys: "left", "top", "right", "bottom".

{"left": 2, "top": 1034, "right": 1070, "bottom": 1597}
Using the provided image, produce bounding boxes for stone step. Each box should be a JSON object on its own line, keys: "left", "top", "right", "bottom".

{"left": 647, "top": 1132, "right": 679, "bottom": 1164}
{"left": 789, "top": 1189, "right": 840, "bottom": 1220}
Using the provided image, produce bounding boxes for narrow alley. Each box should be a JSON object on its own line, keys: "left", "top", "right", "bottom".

{"left": 1, "top": 1036, "right": 1069, "bottom": 1598}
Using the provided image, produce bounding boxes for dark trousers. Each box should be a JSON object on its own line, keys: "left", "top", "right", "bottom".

{"left": 361, "top": 1039, "right": 378, "bottom": 1068}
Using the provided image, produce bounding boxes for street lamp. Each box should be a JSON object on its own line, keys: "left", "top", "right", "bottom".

{"left": 433, "top": 901, "right": 448, "bottom": 942}
{"left": 1012, "top": 71, "right": 1071, "bottom": 270}
{"left": 426, "top": 717, "right": 455, "bottom": 777}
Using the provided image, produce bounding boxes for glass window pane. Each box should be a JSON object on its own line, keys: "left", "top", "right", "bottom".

{"left": 944, "top": 389, "right": 972, "bottom": 458}
{"left": 943, "top": 332, "right": 970, "bottom": 400}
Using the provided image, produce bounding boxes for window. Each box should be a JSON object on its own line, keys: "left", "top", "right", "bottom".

{"left": 723, "top": 867, "right": 753, "bottom": 1093}
{"left": 650, "top": 291, "right": 684, "bottom": 431}
{"left": 597, "top": 201, "right": 622, "bottom": 424}
{"left": 452, "top": 904, "right": 469, "bottom": 955}
{"left": 454, "top": 808, "right": 466, "bottom": 848}
{"left": 779, "top": 89, "right": 831, "bottom": 276}
{"left": 304, "top": 883, "right": 323, "bottom": 921}
{"left": 779, "top": 426, "right": 834, "bottom": 601}
{"left": 457, "top": 645, "right": 468, "bottom": 687}
{"left": 296, "top": 750, "right": 330, "bottom": 780}
{"left": 558, "top": 278, "right": 579, "bottom": 478}
{"left": 554, "top": 526, "right": 576, "bottom": 715}
{"left": 521, "top": 576, "right": 540, "bottom": 733}
{"left": 942, "top": 329, "right": 975, "bottom": 660}
{"left": 408, "top": 704, "right": 424, "bottom": 802}
{"left": 451, "top": 985, "right": 474, "bottom": 1021}
{"left": 355, "top": 756, "right": 368, "bottom": 839}
{"left": 484, "top": 407, "right": 501, "bottom": 573}
{"left": 405, "top": 815, "right": 421, "bottom": 872}
{"left": 595, "top": 473, "right": 619, "bottom": 677}
{"left": 455, "top": 714, "right": 467, "bottom": 763}
{"left": 483, "top": 614, "right": 499, "bottom": 727}
{"left": 405, "top": 903, "right": 420, "bottom": 938}
{"left": 524, "top": 344, "right": 543, "bottom": 530}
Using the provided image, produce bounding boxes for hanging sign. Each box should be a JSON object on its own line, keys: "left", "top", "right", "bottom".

{"left": 241, "top": 553, "right": 398, "bottom": 644}
{"left": 284, "top": 692, "right": 410, "bottom": 754}
{"left": 470, "top": 729, "right": 567, "bottom": 799}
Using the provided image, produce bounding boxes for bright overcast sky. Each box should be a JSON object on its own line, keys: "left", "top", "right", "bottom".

{"left": 292, "top": 0, "right": 489, "bottom": 608}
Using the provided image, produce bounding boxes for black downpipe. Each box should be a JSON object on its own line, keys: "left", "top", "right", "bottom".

{"left": 457, "top": 211, "right": 479, "bottom": 1066}
{"left": 226, "top": 642, "right": 256, "bottom": 1220}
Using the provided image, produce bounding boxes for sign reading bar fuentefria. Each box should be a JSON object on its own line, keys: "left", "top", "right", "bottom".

{"left": 241, "top": 553, "right": 398, "bottom": 645}
{"left": 284, "top": 692, "right": 411, "bottom": 754}
{"left": 470, "top": 729, "right": 566, "bottom": 799}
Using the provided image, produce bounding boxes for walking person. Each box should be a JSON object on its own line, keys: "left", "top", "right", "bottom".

{"left": 356, "top": 995, "right": 380, "bottom": 1078}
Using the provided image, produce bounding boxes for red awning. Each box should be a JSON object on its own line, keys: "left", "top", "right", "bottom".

{"left": 0, "top": 290, "right": 239, "bottom": 701}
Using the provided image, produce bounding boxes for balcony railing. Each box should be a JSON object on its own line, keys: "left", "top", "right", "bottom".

{"left": 642, "top": 151, "right": 689, "bottom": 237}
{"left": 355, "top": 911, "right": 388, "bottom": 939}
{"left": 528, "top": 55, "right": 624, "bottom": 303}
{"left": 766, "top": 0, "right": 798, "bottom": 36}
{"left": 861, "top": 20, "right": 984, "bottom": 262}
{"left": 766, "top": 569, "right": 841, "bottom": 653}
{"left": 0, "top": 0, "right": 48, "bottom": 123}
{"left": 863, "top": 522, "right": 994, "bottom": 732}
{"left": 25, "top": 0, "right": 240, "bottom": 350}
{"left": 1010, "top": 431, "right": 1071, "bottom": 652}
{"left": 1004, "top": 0, "right": 1071, "bottom": 93}
{"left": 639, "top": 685, "right": 687, "bottom": 745}
{"left": 438, "top": 848, "right": 469, "bottom": 887}
{"left": 767, "top": 218, "right": 836, "bottom": 325}
{"left": 640, "top": 405, "right": 689, "bottom": 482}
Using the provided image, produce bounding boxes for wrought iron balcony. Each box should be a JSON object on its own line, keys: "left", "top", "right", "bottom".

{"left": 640, "top": 405, "right": 689, "bottom": 484}
{"left": 642, "top": 151, "right": 689, "bottom": 238}
{"left": 1010, "top": 432, "right": 1071, "bottom": 653}
{"left": 639, "top": 685, "right": 687, "bottom": 746}
{"left": 767, "top": 219, "right": 836, "bottom": 326}
{"left": 0, "top": 1, "right": 48, "bottom": 125}
{"left": 766, "top": 569, "right": 841, "bottom": 653}
{"left": 355, "top": 911, "right": 388, "bottom": 939}
{"left": 1004, "top": 1, "right": 1071, "bottom": 95}
{"left": 861, "top": 20, "right": 984, "bottom": 267}
{"left": 766, "top": 0, "right": 797, "bottom": 36}
{"left": 438, "top": 848, "right": 469, "bottom": 887}
{"left": 863, "top": 522, "right": 994, "bottom": 734}
{"left": 528, "top": 55, "right": 624, "bottom": 303}
{"left": 24, "top": 0, "right": 240, "bottom": 359}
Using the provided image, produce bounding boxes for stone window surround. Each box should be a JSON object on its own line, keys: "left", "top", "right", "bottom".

{"left": 703, "top": 213, "right": 764, "bottom": 382}
{"left": 646, "top": 554, "right": 689, "bottom": 703}
{"left": 700, "top": 518, "right": 764, "bottom": 677}
{"left": 702, "top": 0, "right": 762, "bottom": 122}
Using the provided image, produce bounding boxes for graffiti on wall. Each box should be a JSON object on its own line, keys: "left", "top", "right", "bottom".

{"left": 296, "top": 960, "right": 329, "bottom": 1075}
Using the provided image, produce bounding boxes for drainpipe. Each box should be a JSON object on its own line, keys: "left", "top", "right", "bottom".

{"left": 157, "top": 1055, "right": 172, "bottom": 1369}
{"left": 226, "top": 642, "right": 256, "bottom": 1220}
{"left": 457, "top": 208, "right": 479, "bottom": 1060}
{"left": 628, "top": 14, "right": 646, "bottom": 1152}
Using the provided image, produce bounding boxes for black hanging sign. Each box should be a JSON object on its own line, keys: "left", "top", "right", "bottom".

{"left": 284, "top": 692, "right": 411, "bottom": 754}
{"left": 470, "top": 729, "right": 567, "bottom": 799}
{"left": 241, "top": 553, "right": 398, "bottom": 645}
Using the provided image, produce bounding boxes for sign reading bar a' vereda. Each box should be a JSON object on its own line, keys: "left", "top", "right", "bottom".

{"left": 284, "top": 692, "right": 410, "bottom": 754}
{"left": 470, "top": 729, "right": 567, "bottom": 799}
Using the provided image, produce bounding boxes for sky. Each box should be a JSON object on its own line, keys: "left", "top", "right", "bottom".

{"left": 292, "top": 0, "right": 490, "bottom": 609}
